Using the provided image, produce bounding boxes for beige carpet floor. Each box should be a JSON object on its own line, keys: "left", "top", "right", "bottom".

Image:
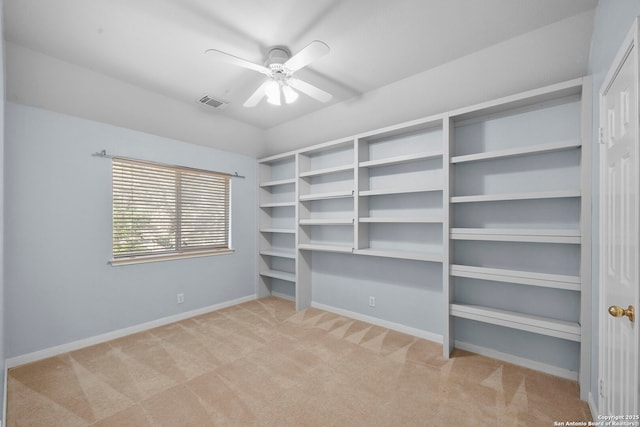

{"left": 7, "top": 297, "right": 591, "bottom": 426}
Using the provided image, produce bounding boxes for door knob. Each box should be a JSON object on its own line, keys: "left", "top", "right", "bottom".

{"left": 608, "top": 305, "right": 635, "bottom": 322}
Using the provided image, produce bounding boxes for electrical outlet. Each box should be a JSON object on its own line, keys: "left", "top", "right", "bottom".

{"left": 177, "top": 293, "right": 184, "bottom": 304}
{"left": 369, "top": 296, "right": 375, "bottom": 307}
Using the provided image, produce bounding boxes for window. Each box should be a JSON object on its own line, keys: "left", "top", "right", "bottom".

{"left": 112, "top": 158, "right": 232, "bottom": 265}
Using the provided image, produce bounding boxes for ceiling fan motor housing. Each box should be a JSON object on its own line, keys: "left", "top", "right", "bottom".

{"left": 266, "top": 47, "right": 291, "bottom": 67}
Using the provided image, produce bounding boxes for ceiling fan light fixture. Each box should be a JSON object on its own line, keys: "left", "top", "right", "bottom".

{"left": 265, "top": 80, "right": 281, "bottom": 106}
{"left": 207, "top": 40, "right": 331, "bottom": 107}
{"left": 282, "top": 84, "right": 299, "bottom": 104}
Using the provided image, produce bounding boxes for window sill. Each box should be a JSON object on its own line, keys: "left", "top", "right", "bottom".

{"left": 110, "top": 249, "right": 235, "bottom": 266}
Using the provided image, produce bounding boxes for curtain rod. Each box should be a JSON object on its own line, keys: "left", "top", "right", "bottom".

{"left": 91, "top": 150, "right": 246, "bottom": 179}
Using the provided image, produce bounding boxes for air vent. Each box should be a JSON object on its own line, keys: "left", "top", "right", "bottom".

{"left": 198, "top": 95, "right": 229, "bottom": 110}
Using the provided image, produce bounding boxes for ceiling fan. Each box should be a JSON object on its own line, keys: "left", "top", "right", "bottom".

{"left": 206, "top": 41, "right": 332, "bottom": 107}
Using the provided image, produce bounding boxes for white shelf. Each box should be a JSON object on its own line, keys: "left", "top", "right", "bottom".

{"left": 299, "top": 190, "right": 353, "bottom": 201}
{"left": 450, "top": 303, "right": 581, "bottom": 342}
{"left": 451, "top": 139, "right": 581, "bottom": 164}
{"left": 449, "top": 78, "right": 583, "bottom": 122}
{"left": 298, "top": 243, "right": 353, "bottom": 253}
{"left": 259, "top": 228, "right": 296, "bottom": 234}
{"left": 299, "top": 164, "right": 354, "bottom": 178}
{"left": 450, "top": 264, "right": 581, "bottom": 291}
{"left": 451, "top": 189, "right": 581, "bottom": 204}
{"left": 451, "top": 228, "right": 581, "bottom": 244}
{"left": 260, "top": 269, "right": 296, "bottom": 282}
{"left": 359, "top": 217, "right": 442, "bottom": 224}
{"left": 359, "top": 150, "right": 443, "bottom": 168}
{"left": 299, "top": 218, "right": 354, "bottom": 225}
{"left": 360, "top": 185, "right": 443, "bottom": 197}
{"left": 259, "top": 152, "right": 296, "bottom": 164}
{"left": 259, "top": 249, "right": 296, "bottom": 259}
{"left": 354, "top": 248, "right": 443, "bottom": 262}
{"left": 259, "top": 178, "right": 296, "bottom": 187}
{"left": 260, "top": 201, "right": 296, "bottom": 208}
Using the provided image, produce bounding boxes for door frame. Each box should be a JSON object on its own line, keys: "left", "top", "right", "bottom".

{"left": 597, "top": 16, "right": 640, "bottom": 416}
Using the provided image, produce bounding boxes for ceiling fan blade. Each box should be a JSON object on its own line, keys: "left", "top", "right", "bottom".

{"left": 288, "top": 78, "right": 332, "bottom": 103}
{"left": 284, "top": 40, "right": 330, "bottom": 72}
{"left": 205, "top": 49, "right": 270, "bottom": 75}
{"left": 243, "top": 81, "right": 270, "bottom": 107}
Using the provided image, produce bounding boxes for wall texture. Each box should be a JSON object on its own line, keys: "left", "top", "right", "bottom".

{"left": 587, "top": 0, "right": 640, "bottom": 413}
{"left": 4, "top": 103, "right": 257, "bottom": 358}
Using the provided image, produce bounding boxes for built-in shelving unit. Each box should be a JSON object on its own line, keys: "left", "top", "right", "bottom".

{"left": 445, "top": 77, "right": 591, "bottom": 397}
{"left": 257, "top": 152, "right": 298, "bottom": 305}
{"left": 257, "top": 77, "right": 592, "bottom": 398}
{"left": 355, "top": 116, "right": 445, "bottom": 262}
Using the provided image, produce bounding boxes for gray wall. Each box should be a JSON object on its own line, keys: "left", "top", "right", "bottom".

{"left": 4, "top": 103, "right": 257, "bottom": 358}
{"left": 587, "top": 0, "right": 640, "bottom": 411}
{"left": 312, "top": 253, "right": 444, "bottom": 333}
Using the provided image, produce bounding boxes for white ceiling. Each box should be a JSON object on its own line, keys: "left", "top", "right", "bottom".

{"left": 4, "top": 0, "right": 599, "bottom": 156}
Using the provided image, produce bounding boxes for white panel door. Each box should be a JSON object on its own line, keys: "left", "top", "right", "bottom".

{"left": 599, "top": 18, "right": 640, "bottom": 416}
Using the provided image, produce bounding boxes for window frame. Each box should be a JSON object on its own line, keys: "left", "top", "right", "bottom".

{"left": 110, "top": 157, "right": 234, "bottom": 266}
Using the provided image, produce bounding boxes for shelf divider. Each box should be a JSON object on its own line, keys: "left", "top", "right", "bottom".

{"left": 299, "top": 218, "right": 354, "bottom": 225}
{"left": 451, "top": 189, "right": 581, "bottom": 203}
{"left": 353, "top": 248, "right": 443, "bottom": 262}
{"left": 298, "top": 243, "right": 353, "bottom": 253}
{"left": 299, "top": 164, "right": 354, "bottom": 178}
{"left": 450, "top": 228, "right": 581, "bottom": 244}
{"left": 260, "top": 178, "right": 296, "bottom": 187}
{"left": 259, "top": 249, "right": 296, "bottom": 259}
{"left": 299, "top": 190, "right": 354, "bottom": 201}
{"left": 450, "top": 303, "right": 581, "bottom": 342}
{"left": 260, "top": 269, "right": 296, "bottom": 282}
{"left": 451, "top": 139, "right": 581, "bottom": 164}
{"left": 450, "top": 264, "right": 581, "bottom": 291}
{"left": 260, "top": 201, "right": 296, "bottom": 208}
{"left": 359, "top": 150, "right": 443, "bottom": 168}
{"left": 360, "top": 185, "right": 443, "bottom": 197}
{"left": 360, "top": 217, "right": 443, "bottom": 224}
{"left": 259, "top": 228, "right": 296, "bottom": 234}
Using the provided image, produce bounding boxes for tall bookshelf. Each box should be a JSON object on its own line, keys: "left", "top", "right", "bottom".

{"left": 258, "top": 153, "right": 297, "bottom": 303}
{"left": 354, "top": 116, "right": 445, "bottom": 263}
{"left": 257, "top": 77, "right": 592, "bottom": 397}
{"left": 444, "top": 77, "right": 592, "bottom": 396}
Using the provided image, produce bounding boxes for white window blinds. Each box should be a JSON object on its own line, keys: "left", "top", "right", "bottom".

{"left": 112, "top": 158, "right": 231, "bottom": 262}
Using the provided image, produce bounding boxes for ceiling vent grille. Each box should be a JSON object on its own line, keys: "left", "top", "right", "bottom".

{"left": 198, "top": 95, "right": 229, "bottom": 110}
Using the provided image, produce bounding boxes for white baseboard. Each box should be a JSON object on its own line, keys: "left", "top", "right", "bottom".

{"left": 311, "top": 302, "right": 444, "bottom": 344}
{"left": 6, "top": 294, "right": 257, "bottom": 368}
{"left": 454, "top": 340, "right": 578, "bottom": 381}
